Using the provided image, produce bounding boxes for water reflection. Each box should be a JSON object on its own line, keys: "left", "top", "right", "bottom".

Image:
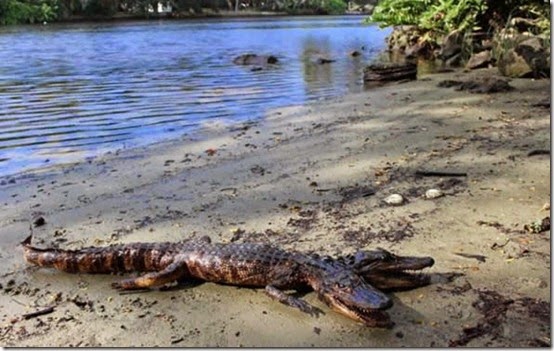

{"left": 0, "top": 16, "right": 391, "bottom": 175}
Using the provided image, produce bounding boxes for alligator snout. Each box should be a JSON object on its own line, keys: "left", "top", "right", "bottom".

{"left": 377, "top": 296, "right": 393, "bottom": 310}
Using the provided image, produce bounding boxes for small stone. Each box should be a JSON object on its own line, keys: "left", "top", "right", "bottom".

{"left": 33, "top": 216, "right": 46, "bottom": 227}
{"left": 384, "top": 194, "right": 404, "bottom": 206}
{"left": 425, "top": 189, "right": 444, "bottom": 199}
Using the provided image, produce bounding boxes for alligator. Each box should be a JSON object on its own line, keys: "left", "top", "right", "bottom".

{"left": 22, "top": 235, "right": 434, "bottom": 328}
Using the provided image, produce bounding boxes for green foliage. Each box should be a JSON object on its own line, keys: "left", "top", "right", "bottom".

{"left": 368, "top": 0, "right": 432, "bottom": 27}
{"left": 419, "top": 0, "right": 487, "bottom": 32}
{"left": 368, "top": 0, "right": 487, "bottom": 34}
{"left": 322, "top": 0, "right": 347, "bottom": 15}
{"left": 0, "top": 0, "right": 59, "bottom": 25}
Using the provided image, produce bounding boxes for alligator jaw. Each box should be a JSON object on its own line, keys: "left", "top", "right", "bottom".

{"left": 326, "top": 295, "right": 394, "bottom": 328}
{"left": 348, "top": 249, "right": 435, "bottom": 291}
{"left": 364, "top": 271, "right": 433, "bottom": 291}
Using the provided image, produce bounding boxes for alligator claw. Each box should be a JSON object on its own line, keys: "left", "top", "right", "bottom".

{"left": 111, "top": 282, "right": 124, "bottom": 290}
{"left": 301, "top": 304, "right": 324, "bottom": 318}
{"left": 111, "top": 280, "right": 140, "bottom": 291}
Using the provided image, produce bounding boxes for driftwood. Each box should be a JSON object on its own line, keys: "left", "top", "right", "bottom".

{"left": 363, "top": 62, "right": 417, "bottom": 82}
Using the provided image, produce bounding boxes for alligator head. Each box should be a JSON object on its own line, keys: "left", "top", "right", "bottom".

{"left": 309, "top": 269, "right": 394, "bottom": 328}
{"left": 340, "top": 248, "right": 435, "bottom": 291}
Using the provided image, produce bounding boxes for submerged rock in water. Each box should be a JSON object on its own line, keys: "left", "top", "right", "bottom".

{"left": 233, "top": 54, "right": 278, "bottom": 66}
{"left": 314, "top": 57, "right": 336, "bottom": 64}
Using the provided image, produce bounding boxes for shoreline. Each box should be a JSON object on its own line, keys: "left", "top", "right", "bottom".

{"left": 0, "top": 68, "right": 550, "bottom": 347}
{"left": 13, "top": 12, "right": 369, "bottom": 26}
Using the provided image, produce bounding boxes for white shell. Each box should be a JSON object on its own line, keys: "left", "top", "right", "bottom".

{"left": 384, "top": 194, "right": 404, "bottom": 206}
{"left": 425, "top": 189, "right": 444, "bottom": 199}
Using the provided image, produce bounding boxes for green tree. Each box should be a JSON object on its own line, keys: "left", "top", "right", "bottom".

{"left": 0, "top": 0, "right": 59, "bottom": 25}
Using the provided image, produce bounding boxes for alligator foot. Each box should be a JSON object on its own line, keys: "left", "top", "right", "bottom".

{"left": 265, "top": 285, "right": 324, "bottom": 317}
{"left": 111, "top": 260, "right": 189, "bottom": 290}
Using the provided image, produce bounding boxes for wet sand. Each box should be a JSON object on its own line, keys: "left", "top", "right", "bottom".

{"left": 0, "top": 68, "right": 550, "bottom": 347}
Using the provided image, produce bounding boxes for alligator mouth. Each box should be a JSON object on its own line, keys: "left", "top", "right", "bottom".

{"left": 330, "top": 296, "right": 394, "bottom": 328}
{"left": 360, "top": 255, "right": 435, "bottom": 291}
{"left": 366, "top": 270, "right": 432, "bottom": 291}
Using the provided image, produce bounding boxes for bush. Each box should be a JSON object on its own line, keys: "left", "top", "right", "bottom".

{"left": 0, "top": 0, "right": 59, "bottom": 25}
{"left": 369, "top": 0, "right": 487, "bottom": 33}
{"left": 369, "top": 0, "right": 432, "bottom": 27}
{"left": 323, "top": 0, "right": 347, "bottom": 15}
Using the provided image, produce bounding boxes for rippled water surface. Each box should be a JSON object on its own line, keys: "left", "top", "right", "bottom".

{"left": 0, "top": 16, "right": 390, "bottom": 175}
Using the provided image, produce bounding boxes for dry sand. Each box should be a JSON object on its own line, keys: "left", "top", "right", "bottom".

{"left": 0, "top": 68, "right": 550, "bottom": 347}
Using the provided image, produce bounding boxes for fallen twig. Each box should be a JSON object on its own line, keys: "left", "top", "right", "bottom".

{"left": 454, "top": 252, "right": 487, "bottom": 263}
{"left": 527, "top": 150, "right": 550, "bottom": 157}
{"left": 22, "top": 306, "right": 55, "bottom": 320}
{"left": 415, "top": 170, "right": 467, "bottom": 177}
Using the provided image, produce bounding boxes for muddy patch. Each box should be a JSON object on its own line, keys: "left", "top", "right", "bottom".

{"left": 449, "top": 289, "right": 551, "bottom": 347}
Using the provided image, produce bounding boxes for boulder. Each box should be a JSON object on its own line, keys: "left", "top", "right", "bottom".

{"left": 497, "top": 37, "right": 549, "bottom": 78}
{"left": 439, "top": 30, "right": 463, "bottom": 60}
{"left": 233, "top": 54, "right": 278, "bottom": 66}
{"left": 509, "top": 17, "right": 543, "bottom": 34}
{"left": 466, "top": 50, "right": 492, "bottom": 69}
{"left": 404, "top": 43, "right": 423, "bottom": 59}
{"left": 363, "top": 62, "right": 417, "bottom": 82}
{"left": 445, "top": 53, "right": 462, "bottom": 67}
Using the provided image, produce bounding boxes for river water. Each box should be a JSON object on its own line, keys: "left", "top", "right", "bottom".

{"left": 0, "top": 16, "right": 390, "bottom": 176}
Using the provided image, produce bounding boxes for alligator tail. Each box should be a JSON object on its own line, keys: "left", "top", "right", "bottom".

{"left": 22, "top": 234, "right": 166, "bottom": 274}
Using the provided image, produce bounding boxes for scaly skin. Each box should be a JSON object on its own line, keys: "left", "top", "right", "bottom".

{"left": 22, "top": 235, "right": 434, "bottom": 328}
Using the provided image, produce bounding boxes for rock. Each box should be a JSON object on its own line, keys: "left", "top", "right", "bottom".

{"left": 386, "top": 26, "right": 420, "bottom": 53}
{"left": 363, "top": 62, "right": 417, "bottom": 82}
{"left": 314, "top": 57, "right": 335, "bottom": 64}
{"left": 404, "top": 42, "right": 427, "bottom": 59}
{"left": 523, "top": 216, "right": 550, "bottom": 233}
{"left": 466, "top": 50, "right": 492, "bottom": 69}
{"left": 33, "top": 216, "right": 46, "bottom": 227}
{"left": 438, "top": 77, "right": 513, "bottom": 94}
{"left": 439, "top": 30, "right": 463, "bottom": 60}
{"left": 425, "top": 189, "right": 444, "bottom": 199}
{"left": 233, "top": 54, "right": 278, "bottom": 66}
{"left": 509, "top": 17, "right": 543, "bottom": 33}
{"left": 497, "top": 36, "right": 549, "bottom": 78}
{"left": 362, "top": 4, "right": 374, "bottom": 13}
{"left": 349, "top": 50, "right": 361, "bottom": 57}
{"left": 445, "top": 53, "right": 462, "bottom": 67}
{"left": 384, "top": 194, "right": 404, "bottom": 206}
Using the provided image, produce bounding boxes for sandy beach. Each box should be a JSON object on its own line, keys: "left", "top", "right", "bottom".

{"left": 0, "top": 67, "right": 550, "bottom": 347}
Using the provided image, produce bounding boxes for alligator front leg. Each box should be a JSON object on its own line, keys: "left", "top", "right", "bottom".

{"left": 265, "top": 285, "right": 323, "bottom": 317}
{"left": 112, "top": 260, "right": 189, "bottom": 290}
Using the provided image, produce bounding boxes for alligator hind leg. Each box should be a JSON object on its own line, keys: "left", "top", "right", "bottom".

{"left": 112, "top": 260, "right": 189, "bottom": 290}
{"left": 265, "top": 285, "right": 323, "bottom": 317}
